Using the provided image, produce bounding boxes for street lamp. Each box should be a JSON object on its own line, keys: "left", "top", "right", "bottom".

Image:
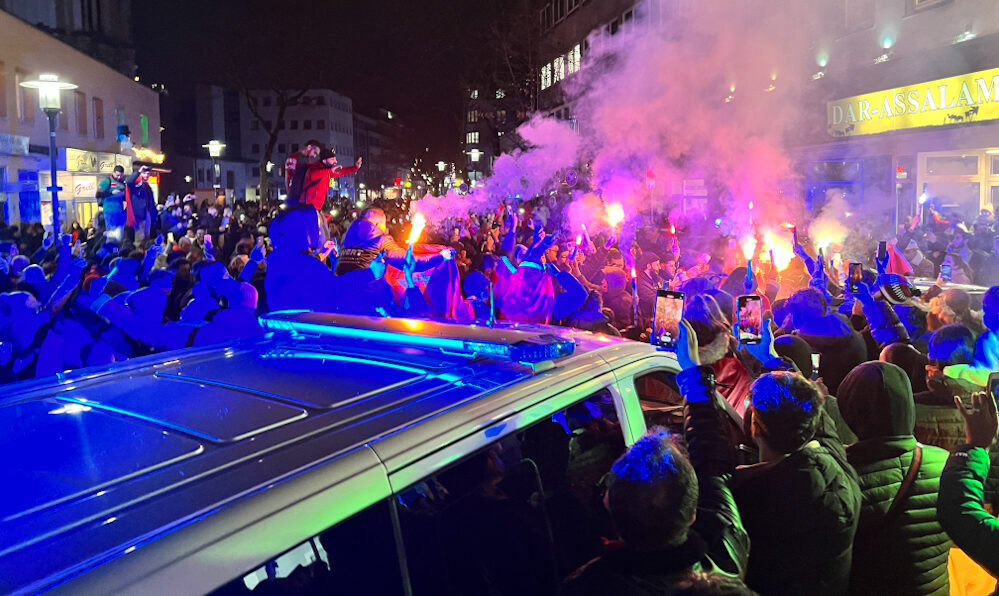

{"left": 202, "top": 140, "right": 226, "bottom": 190}
{"left": 20, "top": 74, "right": 77, "bottom": 231}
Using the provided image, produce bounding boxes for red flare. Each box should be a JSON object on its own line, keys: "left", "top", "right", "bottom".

{"left": 575, "top": 234, "right": 582, "bottom": 245}
{"left": 631, "top": 267, "right": 637, "bottom": 278}
{"left": 669, "top": 224, "right": 676, "bottom": 235}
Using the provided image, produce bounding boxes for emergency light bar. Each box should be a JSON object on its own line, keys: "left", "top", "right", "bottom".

{"left": 260, "top": 311, "right": 575, "bottom": 364}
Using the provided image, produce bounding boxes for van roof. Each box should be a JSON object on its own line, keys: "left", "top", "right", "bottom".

{"left": 0, "top": 314, "right": 639, "bottom": 594}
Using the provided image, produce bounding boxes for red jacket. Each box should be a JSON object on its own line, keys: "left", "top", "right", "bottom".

{"left": 301, "top": 162, "right": 360, "bottom": 210}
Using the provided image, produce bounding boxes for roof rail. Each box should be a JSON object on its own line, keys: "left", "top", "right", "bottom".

{"left": 260, "top": 312, "right": 575, "bottom": 365}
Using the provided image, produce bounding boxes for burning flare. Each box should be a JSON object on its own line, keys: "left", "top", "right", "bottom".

{"left": 605, "top": 203, "right": 625, "bottom": 228}
{"left": 408, "top": 213, "right": 426, "bottom": 244}
{"left": 740, "top": 237, "right": 757, "bottom": 261}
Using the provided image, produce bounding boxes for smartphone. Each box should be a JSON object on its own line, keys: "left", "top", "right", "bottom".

{"left": 811, "top": 353, "right": 821, "bottom": 372}
{"left": 849, "top": 262, "right": 864, "bottom": 293}
{"left": 877, "top": 240, "right": 888, "bottom": 263}
{"left": 940, "top": 264, "right": 953, "bottom": 282}
{"left": 990, "top": 372, "right": 999, "bottom": 403}
{"left": 736, "top": 295, "right": 763, "bottom": 344}
{"left": 167, "top": 232, "right": 176, "bottom": 244}
{"left": 651, "top": 290, "right": 684, "bottom": 349}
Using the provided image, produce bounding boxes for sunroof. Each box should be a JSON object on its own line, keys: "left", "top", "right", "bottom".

{"left": 0, "top": 400, "right": 203, "bottom": 521}
{"left": 159, "top": 347, "right": 429, "bottom": 409}
{"left": 57, "top": 376, "right": 308, "bottom": 443}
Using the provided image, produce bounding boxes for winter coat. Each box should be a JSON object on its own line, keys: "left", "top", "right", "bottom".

{"left": 796, "top": 313, "right": 868, "bottom": 395}
{"left": 938, "top": 445, "right": 999, "bottom": 580}
{"left": 913, "top": 374, "right": 982, "bottom": 452}
{"left": 733, "top": 411, "right": 861, "bottom": 596}
{"left": 562, "top": 366, "right": 751, "bottom": 596}
{"left": 837, "top": 361, "right": 951, "bottom": 595}
{"left": 300, "top": 161, "right": 359, "bottom": 211}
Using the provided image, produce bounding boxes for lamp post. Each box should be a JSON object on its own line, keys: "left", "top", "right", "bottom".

{"left": 20, "top": 74, "right": 77, "bottom": 231}
{"left": 202, "top": 140, "right": 226, "bottom": 192}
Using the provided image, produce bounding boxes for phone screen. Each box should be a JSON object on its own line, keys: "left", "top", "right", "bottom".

{"left": 652, "top": 290, "right": 684, "bottom": 349}
{"left": 849, "top": 262, "right": 863, "bottom": 293}
{"left": 736, "top": 295, "right": 763, "bottom": 344}
{"left": 989, "top": 373, "right": 999, "bottom": 403}
{"left": 877, "top": 241, "right": 888, "bottom": 263}
{"left": 940, "top": 264, "right": 953, "bottom": 282}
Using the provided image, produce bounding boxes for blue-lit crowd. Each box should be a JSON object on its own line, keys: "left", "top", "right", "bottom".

{"left": 3, "top": 154, "right": 999, "bottom": 593}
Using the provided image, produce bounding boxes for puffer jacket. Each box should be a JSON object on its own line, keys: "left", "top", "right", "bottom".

{"left": 939, "top": 445, "right": 999, "bottom": 580}
{"left": 796, "top": 313, "right": 867, "bottom": 395}
{"left": 913, "top": 374, "right": 981, "bottom": 452}
{"left": 733, "top": 414, "right": 861, "bottom": 595}
{"left": 846, "top": 439, "right": 951, "bottom": 595}
{"left": 838, "top": 361, "right": 952, "bottom": 595}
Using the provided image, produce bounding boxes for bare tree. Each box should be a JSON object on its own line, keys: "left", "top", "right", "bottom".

{"left": 239, "top": 87, "right": 309, "bottom": 202}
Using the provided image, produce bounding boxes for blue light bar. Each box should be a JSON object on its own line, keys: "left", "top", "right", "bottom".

{"left": 259, "top": 314, "right": 575, "bottom": 364}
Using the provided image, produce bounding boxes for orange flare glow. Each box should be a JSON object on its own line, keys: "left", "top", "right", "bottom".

{"left": 605, "top": 203, "right": 625, "bottom": 228}
{"left": 408, "top": 213, "right": 426, "bottom": 244}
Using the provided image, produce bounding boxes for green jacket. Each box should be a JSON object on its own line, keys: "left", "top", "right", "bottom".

{"left": 847, "top": 437, "right": 951, "bottom": 595}
{"left": 938, "top": 445, "right": 999, "bottom": 579}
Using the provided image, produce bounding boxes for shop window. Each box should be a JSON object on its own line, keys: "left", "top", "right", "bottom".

{"left": 93, "top": 97, "right": 104, "bottom": 139}
{"left": 75, "top": 91, "right": 87, "bottom": 136}
{"left": 207, "top": 500, "right": 404, "bottom": 595}
{"left": 396, "top": 387, "right": 626, "bottom": 594}
{"left": 553, "top": 56, "right": 566, "bottom": 83}
{"left": 991, "top": 156, "right": 999, "bottom": 176}
{"left": 541, "top": 64, "right": 552, "bottom": 90}
{"left": 926, "top": 155, "right": 978, "bottom": 176}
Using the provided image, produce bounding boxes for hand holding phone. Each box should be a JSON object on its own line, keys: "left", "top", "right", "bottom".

{"left": 736, "top": 295, "right": 763, "bottom": 345}
{"left": 849, "top": 262, "right": 864, "bottom": 294}
{"left": 940, "top": 264, "right": 953, "bottom": 282}
{"left": 651, "top": 290, "right": 684, "bottom": 350}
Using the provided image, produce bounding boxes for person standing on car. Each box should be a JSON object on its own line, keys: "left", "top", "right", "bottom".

{"left": 284, "top": 139, "right": 322, "bottom": 205}
{"left": 96, "top": 165, "right": 127, "bottom": 241}
{"left": 125, "top": 165, "right": 156, "bottom": 244}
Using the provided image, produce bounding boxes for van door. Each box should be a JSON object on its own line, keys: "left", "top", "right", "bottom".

{"left": 391, "top": 376, "right": 631, "bottom": 595}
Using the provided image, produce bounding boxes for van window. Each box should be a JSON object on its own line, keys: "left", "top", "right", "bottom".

{"left": 207, "top": 499, "right": 404, "bottom": 595}
{"left": 395, "top": 388, "right": 627, "bottom": 595}
{"left": 634, "top": 370, "right": 684, "bottom": 431}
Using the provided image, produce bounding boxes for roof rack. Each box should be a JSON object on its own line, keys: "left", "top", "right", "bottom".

{"left": 260, "top": 311, "right": 575, "bottom": 365}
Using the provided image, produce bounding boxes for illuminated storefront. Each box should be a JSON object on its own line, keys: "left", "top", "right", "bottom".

{"left": 798, "top": 63, "right": 999, "bottom": 225}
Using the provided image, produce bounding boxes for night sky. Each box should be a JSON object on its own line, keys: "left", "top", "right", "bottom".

{"left": 134, "top": 0, "right": 486, "bottom": 160}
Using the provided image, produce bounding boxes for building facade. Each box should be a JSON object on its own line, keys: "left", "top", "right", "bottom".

{"left": 0, "top": 7, "right": 160, "bottom": 228}
{"left": 353, "top": 108, "right": 412, "bottom": 201}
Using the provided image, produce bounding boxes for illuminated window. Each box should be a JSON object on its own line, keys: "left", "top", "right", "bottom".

{"left": 495, "top": 88, "right": 506, "bottom": 99}
{"left": 466, "top": 132, "right": 479, "bottom": 144}
{"left": 553, "top": 56, "right": 566, "bottom": 82}
{"left": 467, "top": 110, "right": 479, "bottom": 123}
{"left": 568, "top": 44, "right": 581, "bottom": 74}
{"left": 469, "top": 89, "right": 479, "bottom": 99}
{"left": 541, "top": 63, "right": 552, "bottom": 89}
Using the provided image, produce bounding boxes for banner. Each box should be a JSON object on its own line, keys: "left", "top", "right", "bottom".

{"left": 828, "top": 67, "right": 999, "bottom": 137}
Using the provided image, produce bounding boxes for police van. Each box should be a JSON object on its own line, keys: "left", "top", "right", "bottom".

{"left": 0, "top": 311, "right": 695, "bottom": 595}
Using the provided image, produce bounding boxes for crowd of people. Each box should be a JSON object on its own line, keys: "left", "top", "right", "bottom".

{"left": 2, "top": 150, "right": 999, "bottom": 593}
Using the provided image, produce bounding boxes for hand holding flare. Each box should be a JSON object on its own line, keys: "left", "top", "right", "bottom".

{"left": 408, "top": 213, "right": 426, "bottom": 245}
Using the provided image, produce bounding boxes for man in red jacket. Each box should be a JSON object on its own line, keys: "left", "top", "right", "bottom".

{"left": 284, "top": 139, "right": 322, "bottom": 197}
{"left": 300, "top": 147, "right": 362, "bottom": 211}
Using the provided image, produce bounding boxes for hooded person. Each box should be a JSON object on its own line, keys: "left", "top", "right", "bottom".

{"left": 192, "top": 281, "right": 265, "bottom": 347}
{"left": 265, "top": 205, "right": 386, "bottom": 314}
{"left": 600, "top": 269, "right": 633, "bottom": 330}
{"left": 334, "top": 207, "right": 449, "bottom": 277}
{"left": 786, "top": 287, "right": 867, "bottom": 395}
{"left": 912, "top": 324, "right": 982, "bottom": 452}
{"left": 836, "top": 362, "right": 952, "bottom": 596}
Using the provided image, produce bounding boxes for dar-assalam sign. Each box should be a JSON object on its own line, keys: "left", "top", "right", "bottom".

{"left": 827, "top": 67, "right": 999, "bottom": 137}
